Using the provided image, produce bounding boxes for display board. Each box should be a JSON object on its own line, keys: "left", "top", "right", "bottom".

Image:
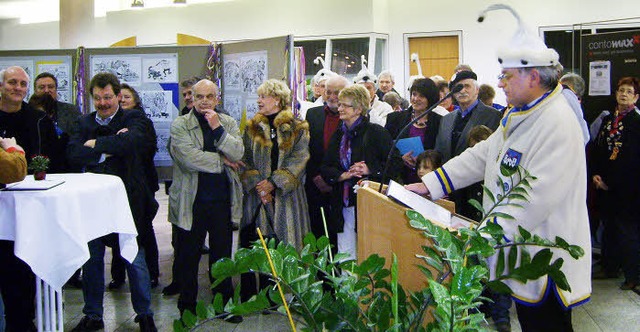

{"left": 0, "top": 49, "right": 76, "bottom": 103}
{"left": 221, "top": 35, "right": 292, "bottom": 123}
{"left": 580, "top": 29, "right": 640, "bottom": 123}
{"left": 85, "top": 45, "right": 210, "bottom": 170}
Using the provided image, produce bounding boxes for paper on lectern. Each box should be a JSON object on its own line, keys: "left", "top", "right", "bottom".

{"left": 386, "top": 180, "right": 452, "bottom": 227}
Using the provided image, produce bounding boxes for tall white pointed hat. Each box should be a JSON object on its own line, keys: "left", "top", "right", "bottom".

{"left": 353, "top": 55, "right": 377, "bottom": 84}
{"left": 407, "top": 52, "right": 425, "bottom": 91}
{"left": 312, "top": 56, "right": 336, "bottom": 84}
{"left": 478, "top": 4, "right": 559, "bottom": 68}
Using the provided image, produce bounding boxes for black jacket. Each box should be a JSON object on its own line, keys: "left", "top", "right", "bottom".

{"left": 591, "top": 109, "right": 640, "bottom": 218}
{"left": 321, "top": 117, "right": 402, "bottom": 230}
{"left": 0, "top": 102, "right": 62, "bottom": 172}
{"left": 67, "top": 108, "right": 159, "bottom": 227}
{"left": 384, "top": 107, "right": 442, "bottom": 151}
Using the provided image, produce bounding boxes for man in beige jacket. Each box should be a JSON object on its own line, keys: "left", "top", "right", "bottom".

{"left": 168, "top": 79, "right": 244, "bottom": 322}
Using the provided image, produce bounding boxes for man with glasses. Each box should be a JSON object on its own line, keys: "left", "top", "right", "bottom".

{"left": 407, "top": 5, "right": 591, "bottom": 331}
{"left": 67, "top": 72, "right": 157, "bottom": 332}
{"left": 168, "top": 79, "right": 243, "bottom": 321}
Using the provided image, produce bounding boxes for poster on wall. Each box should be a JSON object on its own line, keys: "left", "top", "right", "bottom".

{"left": 37, "top": 62, "right": 72, "bottom": 103}
{"left": 91, "top": 56, "right": 142, "bottom": 86}
{"left": 223, "top": 50, "right": 268, "bottom": 121}
{"left": 223, "top": 94, "right": 243, "bottom": 120}
{"left": 143, "top": 56, "right": 178, "bottom": 83}
{"left": 140, "top": 90, "right": 173, "bottom": 121}
{"left": 581, "top": 29, "right": 640, "bottom": 122}
{"left": 588, "top": 60, "right": 612, "bottom": 96}
{"left": 90, "top": 53, "right": 180, "bottom": 166}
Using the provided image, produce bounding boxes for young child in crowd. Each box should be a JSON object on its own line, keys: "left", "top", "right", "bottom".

{"left": 415, "top": 149, "right": 443, "bottom": 179}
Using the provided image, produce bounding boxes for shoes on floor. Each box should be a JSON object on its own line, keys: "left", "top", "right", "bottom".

{"left": 163, "top": 282, "right": 181, "bottom": 296}
{"left": 107, "top": 279, "right": 125, "bottom": 290}
{"left": 71, "top": 316, "right": 104, "bottom": 332}
{"left": 150, "top": 278, "right": 159, "bottom": 289}
{"left": 620, "top": 281, "right": 638, "bottom": 290}
{"left": 495, "top": 321, "right": 511, "bottom": 332}
{"left": 135, "top": 315, "right": 158, "bottom": 332}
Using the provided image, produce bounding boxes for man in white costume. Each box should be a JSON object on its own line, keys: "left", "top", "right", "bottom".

{"left": 406, "top": 4, "right": 591, "bottom": 331}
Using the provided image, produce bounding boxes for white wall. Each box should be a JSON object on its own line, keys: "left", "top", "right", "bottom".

{"left": 1, "top": 0, "right": 638, "bottom": 104}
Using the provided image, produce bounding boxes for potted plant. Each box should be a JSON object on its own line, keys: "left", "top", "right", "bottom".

{"left": 175, "top": 167, "right": 584, "bottom": 331}
{"left": 29, "top": 155, "right": 50, "bottom": 180}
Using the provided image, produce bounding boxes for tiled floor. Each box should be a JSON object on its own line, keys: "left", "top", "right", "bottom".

{"left": 61, "top": 189, "right": 640, "bottom": 331}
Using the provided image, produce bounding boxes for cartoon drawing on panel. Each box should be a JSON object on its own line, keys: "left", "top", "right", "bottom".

{"left": 143, "top": 57, "right": 178, "bottom": 83}
{"left": 245, "top": 98, "right": 259, "bottom": 120}
{"left": 241, "top": 56, "right": 266, "bottom": 95}
{"left": 140, "top": 90, "right": 172, "bottom": 120}
{"left": 91, "top": 57, "right": 142, "bottom": 86}
{"left": 223, "top": 94, "right": 243, "bottom": 121}
{"left": 224, "top": 60, "right": 241, "bottom": 90}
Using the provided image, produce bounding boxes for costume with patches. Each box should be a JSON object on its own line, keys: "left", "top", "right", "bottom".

{"left": 422, "top": 85, "right": 591, "bottom": 308}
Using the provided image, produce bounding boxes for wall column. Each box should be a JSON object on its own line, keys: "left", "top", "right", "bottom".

{"left": 60, "top": 0, "right": 95, "bottom": 49}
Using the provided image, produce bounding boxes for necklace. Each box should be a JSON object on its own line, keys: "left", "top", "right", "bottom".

{"left": 412, "top": 110, "right": 427, "bottom": 128}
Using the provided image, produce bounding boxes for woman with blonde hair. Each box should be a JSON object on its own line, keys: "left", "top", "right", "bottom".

{"left": 240, "top": 79, "right": 311, "bottom": 298}
{"left": 321, "top": 84, "right": 401, "bottom": 260}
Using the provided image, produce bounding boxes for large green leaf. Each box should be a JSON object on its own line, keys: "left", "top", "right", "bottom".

{"left": 508, "top": 247, "right": 518, "bottom": 272}
{"left": 486, "top": 280, "right": 513, "bottom": 294}
{"left": 496, "top": 248, "right": 505, "bottom": 277}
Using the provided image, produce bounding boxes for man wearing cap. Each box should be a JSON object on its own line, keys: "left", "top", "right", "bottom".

{"left": 407, "top": 5, "right": 591, "bottom": 331}
{"left": 434, "top": 70, "right": 501, "bottom": 163}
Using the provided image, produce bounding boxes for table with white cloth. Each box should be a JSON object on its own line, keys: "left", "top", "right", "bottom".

{"left": 0, "top": 173, "right": 139, "bottom": 332}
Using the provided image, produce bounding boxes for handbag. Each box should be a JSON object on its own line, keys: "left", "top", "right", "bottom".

{"left": 247, "top": 202, "right": 278, "bottom": 242}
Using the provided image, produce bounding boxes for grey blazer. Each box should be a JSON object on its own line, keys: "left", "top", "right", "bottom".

{"left": 435, "top": 101, "right": 501, "bottom": 162}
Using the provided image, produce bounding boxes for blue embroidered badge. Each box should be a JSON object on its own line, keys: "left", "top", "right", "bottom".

{"left": 500, "top": 148, "right": 522, "bottom": 176}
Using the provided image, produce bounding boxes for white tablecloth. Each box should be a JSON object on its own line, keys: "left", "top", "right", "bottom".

{"left": 0, "top": 173, "right": 139, "bottom": 291}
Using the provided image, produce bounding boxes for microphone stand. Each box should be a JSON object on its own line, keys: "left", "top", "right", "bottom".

{"left": 378, "top": 84, "right": 463, "bottom": 193}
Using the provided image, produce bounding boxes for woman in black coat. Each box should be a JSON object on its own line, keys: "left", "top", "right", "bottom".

{"left": 321, "top": 84, "right": 401, "bottom": 260}
{"left": 385, "top": 78, "right": 442, "bottom": 184}
{"left": 591, "top": 76, "right": 640, "bottom": 290}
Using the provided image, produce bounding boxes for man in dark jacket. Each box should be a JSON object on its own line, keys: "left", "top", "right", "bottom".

{"left": 304, "top": 75, "right": 349, "bottom": 252}
{"left": 67, "top": 72, "right": 157, "bottom": 332}
{"left": 0, "top": 66, "right": 60, "bottom": 332}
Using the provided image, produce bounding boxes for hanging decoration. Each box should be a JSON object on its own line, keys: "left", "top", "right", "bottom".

{"left": 206, "top": 42, "right": 222, "bottom": 89}
{"left": 74, "top": 46, "right": 86, "bottom": 114}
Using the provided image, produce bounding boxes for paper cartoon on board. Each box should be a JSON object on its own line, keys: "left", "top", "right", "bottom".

{"left": 37, "top": 62, "right": 72, "bottom": 102}
{"left": 143, "top": 57, "right": 178, "bottom": 83}
{"left": 140, "top": 90, "right": 173, "bottom": 121}
{"left": 91, "top": 56, "right": 142, "bottom": 86}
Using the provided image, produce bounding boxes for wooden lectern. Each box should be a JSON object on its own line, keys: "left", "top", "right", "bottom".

{"left": 356, "top": 182, "right": 454, "bottom": 293}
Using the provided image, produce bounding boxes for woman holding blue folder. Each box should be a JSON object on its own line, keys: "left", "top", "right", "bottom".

{"left": 385, "top": 78, "right": 442, "bottom": 183}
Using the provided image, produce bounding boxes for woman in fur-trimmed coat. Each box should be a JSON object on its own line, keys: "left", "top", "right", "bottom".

{"left": 240, "top": 79, "right": 311, "bottom": 252}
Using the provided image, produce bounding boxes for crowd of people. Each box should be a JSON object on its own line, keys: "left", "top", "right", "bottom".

{"left": 0, "top": 8, "right": 638, "bottom": 332}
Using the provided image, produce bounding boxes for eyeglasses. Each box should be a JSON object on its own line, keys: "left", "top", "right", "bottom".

{"left": 497, "top": 72, "right": 513, "bottom": 81}
{"left": 92, "top": 94, "right": 115, "bottom": 102}
{"left": 337, "top": 103, "right": 353, "bottom": 108}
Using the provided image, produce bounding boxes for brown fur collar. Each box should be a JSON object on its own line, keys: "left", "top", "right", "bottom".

{"left": 247, "top": 109, "right": 309, "bottom": 151}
